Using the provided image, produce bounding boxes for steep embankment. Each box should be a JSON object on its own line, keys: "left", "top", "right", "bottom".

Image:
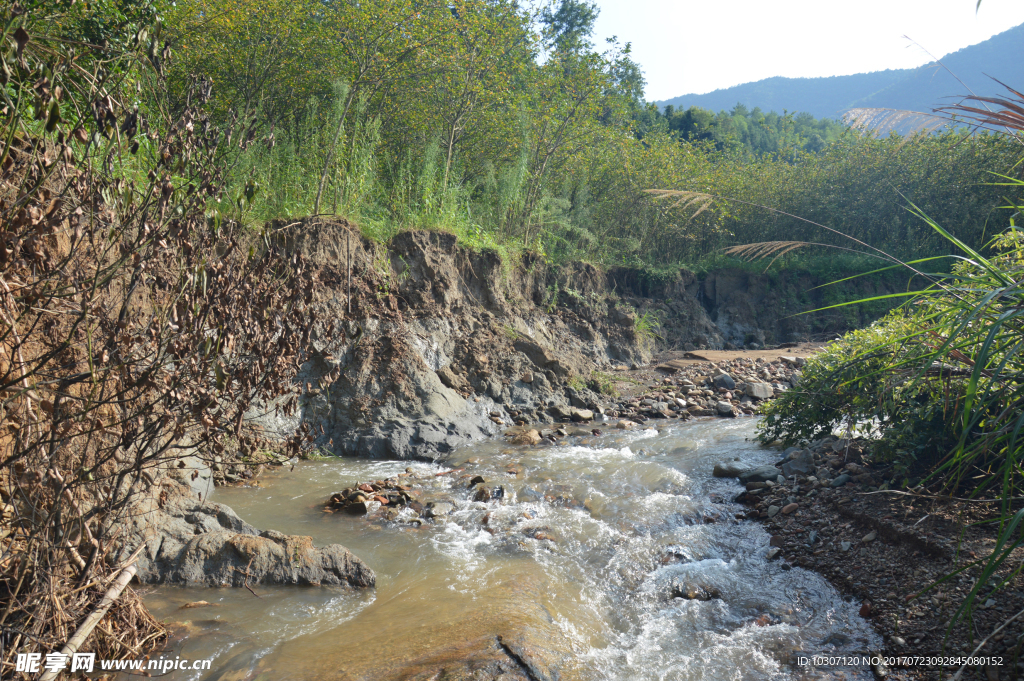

{"left": 243, "top": 219, "right": 893, "bottom": 464}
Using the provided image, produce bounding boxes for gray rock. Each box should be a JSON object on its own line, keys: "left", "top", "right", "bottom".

{"left": 789, "top": 370, "right": 803, "bottom": 387}
{"left": 745, "top": 382, "right": 774, "bottom": 399}
{"left": 738, "top": 466, "right": 783, "bottom": 483}
{"left": 712, "top": 373, "right": 736, "bottom": 390}
{"left": 112, "top": 480, "right": 374, "bottom": 588}
{"left": 548, "top": 404, "right": 573, "bottom": 420}
{"left": 716, "top": 401, "right": 735, "bottom": 416}
{"left": 712, "top": 461, "right": 748, "bottom": 478}
{"left": 767, "top": 547, "right": 782, "bottom": 560}
{"left": 862, "top": 530, "right": 877, "bottom": 543}
{"left": 570, "top": 408, "right": 594, "bottom": 422}
{"left": 425, "top": 501, "right": 456, "bottom": 517}
{"left": 781, "top": 450, "right": 816, "bottom": 477}
{"left": 767, "top": 505, "right": 781, "bottom": 518}
{"left": 831, "top": 474, "right": 851, "bottom": 487}
{"left": 840, "top": 541, "right": 851, "bottom": 552}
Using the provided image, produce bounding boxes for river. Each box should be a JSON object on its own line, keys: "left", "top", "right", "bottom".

{"left": 143, "top": 418, "right": 878, "bottom": 680}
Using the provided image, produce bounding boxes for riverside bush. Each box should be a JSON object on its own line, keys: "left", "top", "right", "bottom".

{"left": 758, "top": 225, "right": 1024, "bottom": 490}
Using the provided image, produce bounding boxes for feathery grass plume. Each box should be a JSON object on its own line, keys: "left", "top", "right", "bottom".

{"left": 725, "top": 241, "right": 890, "bottom": 271}
{"left": 935, "top": 80, "right": 1024, "bottom": 142}
{"left": 643, "top": 189, "right": 714, "bottom": 220}
{"left": 842, "top": 108, "right": 955, "bottom": 137}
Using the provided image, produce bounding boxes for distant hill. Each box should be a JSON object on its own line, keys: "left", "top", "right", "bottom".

{"left": 656, "top": 23, "right": 1024, "bottom": 120}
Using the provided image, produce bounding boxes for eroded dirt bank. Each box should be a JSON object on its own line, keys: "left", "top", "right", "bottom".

{"left": 243, "top": 219, "right": 891, "bottom": 466}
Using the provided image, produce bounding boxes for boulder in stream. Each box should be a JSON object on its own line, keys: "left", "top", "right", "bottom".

{"left": 112, "top": 479, "right": 375, "bottom": 588}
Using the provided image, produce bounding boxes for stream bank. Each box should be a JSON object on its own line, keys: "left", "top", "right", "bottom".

{"left": 120, "top": 219, "right": 922, "bottom": 680}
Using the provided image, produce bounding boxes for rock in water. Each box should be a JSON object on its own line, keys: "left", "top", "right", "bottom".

{"left": 738, "top": 465, "right": 783, "bottom": 483}
{"left": 716, "top": 401, "right": 736, "bottom": 416}
{"left": 713, "top": 460, "right": 749, "bottom": 478}
{"left": 113, "top": 480, "right": 375, "bottom": 588}
{"left": 511, "top": 429, "right": 542, "bottom": 445}
{"left": 570, "top": 408, "right": 594, "bottom": 422}
{"left": 669, "top": 579, "right": 721, "bottom": 601}
{"left": 426, "top": 501, "right": 456, "bottom": 517}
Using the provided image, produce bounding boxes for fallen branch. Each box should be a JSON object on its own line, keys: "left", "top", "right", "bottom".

{"left": 37, "top": 548, "right": 141, "bottom": 681}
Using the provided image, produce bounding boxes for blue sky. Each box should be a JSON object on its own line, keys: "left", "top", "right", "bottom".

{"left": 590, "top": 0, "right": 1024, "bottom": 101}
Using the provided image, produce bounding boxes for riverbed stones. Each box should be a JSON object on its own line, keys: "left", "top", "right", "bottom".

{"left": 831, "top": 473, "right": 851, "bottom": 487}
{"left": 781, "top": 503, "right": 798, "bottom": 515}
{"left": 767, "top": 505, "right": 781, "bottom": 518}
{"left": 328, "top": 480, "right": 413, "bottom": 513}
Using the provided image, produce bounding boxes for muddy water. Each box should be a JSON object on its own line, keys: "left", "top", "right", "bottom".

{"left": 145, "top": 418, "right": 879, "bottom": 680}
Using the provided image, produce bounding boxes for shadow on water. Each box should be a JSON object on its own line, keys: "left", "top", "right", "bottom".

{"left": 142, "top": 418, "right": 879, "bottom": 680}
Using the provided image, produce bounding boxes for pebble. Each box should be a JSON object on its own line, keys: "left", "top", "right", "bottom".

{"left": 767, "top": 505, "right": 781, "bottom": 518}
{"left": 767, "top": 547, "right": 782, "bottom": 560}
{"left": 841, "top": 541, "right": 851, "bottom": 552}
{"left": 781, "top": 503, "right": 798, "bottom": 514}
{"left": 862, "top": 530, "right": 877, "bottom": 543}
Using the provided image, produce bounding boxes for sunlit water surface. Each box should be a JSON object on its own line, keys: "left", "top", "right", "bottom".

{"left": 143, "top": 418, "right": 879, "bottom": 680}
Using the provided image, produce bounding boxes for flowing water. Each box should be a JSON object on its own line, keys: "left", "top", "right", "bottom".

{"left": 144, "top": 418, "right": 879, "bottom": 680}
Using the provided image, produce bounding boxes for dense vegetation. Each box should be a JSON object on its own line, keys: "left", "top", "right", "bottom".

{"left": 652, "top": 103, "right": 850, "bottom": 156}
{"left": 162, "top": 0, "right": 1021, "bottom": 274}
{"left": 756, "top": 86, "right": 1024, "bottom": 628}
{"left": 0, "top": 0, "right": 318, "bottom": 668}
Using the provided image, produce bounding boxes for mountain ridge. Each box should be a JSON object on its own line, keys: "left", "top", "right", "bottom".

{"left": 656, "top": 23, "right": 1024, "bottom": 119}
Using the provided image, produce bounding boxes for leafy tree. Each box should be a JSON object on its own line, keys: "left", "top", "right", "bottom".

{"left": 540, "top": 0, "right": 599, "bottom": 53}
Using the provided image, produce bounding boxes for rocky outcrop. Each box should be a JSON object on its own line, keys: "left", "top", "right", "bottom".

{"left": 111, "top": 478, "right": 374, "bottom": 588}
